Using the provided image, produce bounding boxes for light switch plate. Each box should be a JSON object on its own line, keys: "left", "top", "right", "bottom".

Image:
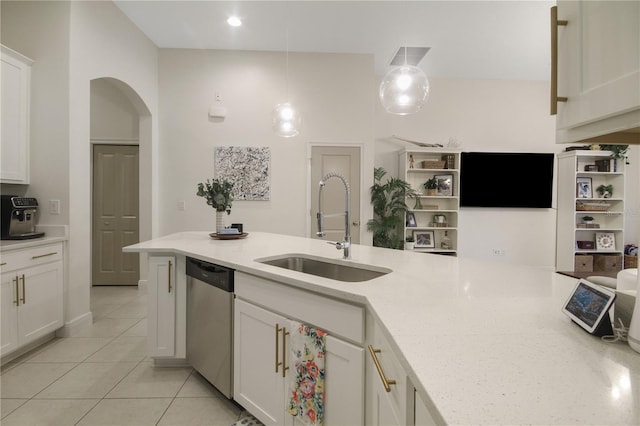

{"left": 49, "top": 199, "right": 61, "bottom": 215}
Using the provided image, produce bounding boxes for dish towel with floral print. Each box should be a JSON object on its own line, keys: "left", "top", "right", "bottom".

{"left": 287, "top": 321, "right": 327, "bottom": 426}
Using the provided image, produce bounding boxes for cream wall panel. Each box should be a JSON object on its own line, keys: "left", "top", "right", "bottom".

{"left": 375, "top": 77, "right": 562, "bottom": 267}
{"left": 158, "top": 49, "right": 374, "bottom": 240}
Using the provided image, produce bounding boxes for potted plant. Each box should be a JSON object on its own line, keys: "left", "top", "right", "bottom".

{"left": 599, "top": 144, "right": 630, "bottom": 164}
{"left": 367, "top": 167, "right": 416, "bottom": 250}
{"left": 596, "top": 184, "right": 613, "bottom": 198}
{"left": 196, "top": 178, "right": 234, "bottom": 233}
{"left": 582, "top": 215, "right": 594, "bottom": 224}
{"left": 405, "top": 236, "right": 415, "bottom": 251}
{"left": 423, "top": 177, "right": 438, "bottom": 196}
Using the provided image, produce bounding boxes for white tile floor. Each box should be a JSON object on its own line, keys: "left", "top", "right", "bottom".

{"left": 0, "top": 285, "right": 249, "bottom": 426}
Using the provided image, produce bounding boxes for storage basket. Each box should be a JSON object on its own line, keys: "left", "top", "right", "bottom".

{"left": 594, "top": 254, "right": 622, "bottom": 272}
{"left": 576, "top": 202, "right": 610, "bottom": 211}
{"left": 421, "top": 160, "right": 446, "bottom": 169}
{"left": 574, "top": 254, "right": 593, "bottom": 272}
{"left": 624, "top": 254, "right": 638, "bottom": 269}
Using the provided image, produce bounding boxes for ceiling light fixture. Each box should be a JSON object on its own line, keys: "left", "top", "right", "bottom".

{"left": 379, "top": 47, "right": 430, "bottom": 115}
{"left": 272, "top": 2, "right": 300, "bottom": 137}
{"left": 227, "top": 16, "right": 242, "bottom": 27}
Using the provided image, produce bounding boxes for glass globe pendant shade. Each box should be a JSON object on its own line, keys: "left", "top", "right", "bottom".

{"left": 272, "top": 102, "right": 301, "bottom": 138}
{"left": 379, "top": 65, "right": 430, "bottom": 115}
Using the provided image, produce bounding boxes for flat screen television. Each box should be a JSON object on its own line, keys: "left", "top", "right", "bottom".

{"left": 460, "top": 152, "right": 554, "bottom": 208}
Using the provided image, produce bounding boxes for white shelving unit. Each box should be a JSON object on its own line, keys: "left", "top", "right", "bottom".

{"left": 556, "top": 150, "right": 626, "bottom": 273}
{"left": 398, "top": 149, "right": 460, "bottom": 255}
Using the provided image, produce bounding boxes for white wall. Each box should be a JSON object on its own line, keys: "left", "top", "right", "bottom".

{"left": 158, "top": 49, "right": 374, "bottom": 242}
{"left": 375, "top": 77, "right": 562, "bottom": 267}
{"left": 90, "top": 79, "right": 140, "bottom": 140}
{"left": 65, "top": 1, "right": 158, "bottom": 328}
{"left": 1, "top": 1, "right": 70, "bottom": 225}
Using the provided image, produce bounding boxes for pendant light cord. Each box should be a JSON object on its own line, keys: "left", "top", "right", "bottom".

{"left": 285, "top": 0, "right": 290, "bottom": 100}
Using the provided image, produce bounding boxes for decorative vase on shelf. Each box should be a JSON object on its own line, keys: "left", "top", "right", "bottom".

{"left": 216, "top": 211, "right": 225, "bottom": 234}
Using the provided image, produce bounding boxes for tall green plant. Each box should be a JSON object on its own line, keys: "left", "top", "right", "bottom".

{"left": 367, "top": 167, "right": 415, "bottom": 249}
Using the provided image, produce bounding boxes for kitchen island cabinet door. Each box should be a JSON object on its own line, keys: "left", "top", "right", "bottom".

{"left": 323, "top": 336, "right": 364, "bottom": 426}
{"left": 147, "top": 255, "right": 177, "bottom": 357}
{"left": 234, "top": 298, "right": 288, "bottom": 426}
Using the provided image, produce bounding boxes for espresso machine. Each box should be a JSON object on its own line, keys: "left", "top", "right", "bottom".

{"left": 1, "top": 195, "right": 45, "bottom": 240}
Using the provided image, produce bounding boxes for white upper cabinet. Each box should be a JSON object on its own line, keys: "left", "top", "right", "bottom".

{"left": 1, "top": 45, "right": 33, "bottom": 184}
{"left": 554, "top": 1, "right": 640, "bottom": 144}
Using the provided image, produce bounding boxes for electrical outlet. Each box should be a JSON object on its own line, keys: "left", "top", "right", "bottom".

{"left": 492, "top": 248, "right": 505, "bottom": 256}
{"left": 49, "top": 199, "right": 61, "bottom": 215}
{"left": 177, "top": 200, "right": 186, "bottom": 211}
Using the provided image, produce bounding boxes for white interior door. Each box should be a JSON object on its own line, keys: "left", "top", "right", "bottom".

{"left": 310, "top": 146, "right": 361, "bottom": 244}
{"left": 92, "top": 144, "right": 139, "bottom": 286}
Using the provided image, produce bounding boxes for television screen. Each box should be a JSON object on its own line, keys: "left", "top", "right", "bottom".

{"left": 460, "top": 152, "right": 554, "bottom": 208}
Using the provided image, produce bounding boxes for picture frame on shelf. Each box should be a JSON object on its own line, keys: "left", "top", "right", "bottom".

{"left": 406, "top": 212, "right": 417, "bottom": 227}
{"left": 595, "top": 232, "right": 616, "bottom": 251}
{"left": 413, "top": 230, "right": 435, "bottom": 248}
{"left": 435, "top": 174, "right": 453, "bottom": 196}
{"left": 576, "top": 177, "right": 592, "bottom": 198}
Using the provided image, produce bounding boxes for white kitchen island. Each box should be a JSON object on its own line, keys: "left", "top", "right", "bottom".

{"left": 125, "top": 231, "right": 639, "bottom": 425}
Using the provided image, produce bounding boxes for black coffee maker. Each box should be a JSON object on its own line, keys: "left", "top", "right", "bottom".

{"left": 1, "top": 195, "right": 45, "bottom": 240}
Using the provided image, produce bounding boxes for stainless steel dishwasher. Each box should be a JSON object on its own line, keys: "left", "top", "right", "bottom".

{"left": 186, "top": 257, "right": 234, "bottom": 398}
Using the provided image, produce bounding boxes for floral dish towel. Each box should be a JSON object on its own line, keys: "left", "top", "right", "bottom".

{"left": 287, "top": 321, "right": 327, "bottom": 426}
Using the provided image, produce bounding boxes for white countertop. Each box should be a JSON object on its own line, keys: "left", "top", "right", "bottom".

{"left": 125, "top": 231, "right": 639, "bottom": 425}
{"left": 0, "top": 225, "right": 68, "bottom": 252}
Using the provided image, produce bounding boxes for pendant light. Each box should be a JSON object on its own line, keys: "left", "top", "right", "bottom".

{"left": 379, "top": 48, "right": 430, "bottom": 115}
{"left": 272, "top": 2, "right": 301, "bottom": 137}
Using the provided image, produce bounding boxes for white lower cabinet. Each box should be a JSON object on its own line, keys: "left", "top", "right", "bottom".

{"left": 233, "top": 272, "right": 364, "bottom": 426}
{"left": 147, "top": 255, "right": 186, "bottom": 358}
{"left": 365, "top": 313, "right": 408, "bottom": 426}
{"left": 414, "top": 390, "right": 439, "bottom": 426}
{"left": 1, "top": 242, "right": 63, "bottom": 357}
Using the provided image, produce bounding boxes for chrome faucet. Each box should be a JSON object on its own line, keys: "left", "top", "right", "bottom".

{"left": 316, "top": 172, "right": 351, "bottom": 259}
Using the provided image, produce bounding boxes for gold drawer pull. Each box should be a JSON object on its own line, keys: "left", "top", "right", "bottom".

{"left": 275, "top": 324, "right": 282, "bottom": 373}
{"left": 13, "top": 276, "right": 20, "bottom": 306}
{"left": 368, "top": 345, "right": 396, "bottom": 392}
{"left": 32, "top": 252, "right": 58, "bottom": 259}
{"left": 20, "top": 274, "right": 26, "bottom": 304}
{"left": 550, "top": 5, "right": 568, "bottom": 115}
{"left": 1, "top": 262, "right": 7, "bottom": 266}
{"left": 282, "top": 327, "right": 289, "bottom": 378}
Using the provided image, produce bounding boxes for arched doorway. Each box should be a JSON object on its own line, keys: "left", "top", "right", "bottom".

{"left": 90, "top": 77, "right": 152, "bottom": 286}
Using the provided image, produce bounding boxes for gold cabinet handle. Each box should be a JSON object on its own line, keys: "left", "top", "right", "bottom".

{"left": 1, "top": 262, "right": 7, "bottom": 266}
{"left": 550, "top": 5, "right": 568, "bottom": 115}
{"left": 167, "top": 260, "right": 173, "bottom": 293}
{"left": 13, "top": 276, "right": 20, "bottom": 306}
{"left": 20, "top": 274, "right": 26, "bottom": 304}
{"left": 368, "top": 345, "right": 396, "bottom": 392}
{"left": 31, "top": 252, "right": 58, "bottom": 259}
{"left": 282, "top": 327, "right": 289, "bottom": 378}
{"left": 275, "top": 323, "right": 282, "bottom": 373}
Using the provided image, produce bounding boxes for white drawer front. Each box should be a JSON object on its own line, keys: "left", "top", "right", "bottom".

{"left": 1, "top": 242, "right": 63, "bottom": 273}
{"left": 235, "top": 271, "right": 364, "bottom": 343}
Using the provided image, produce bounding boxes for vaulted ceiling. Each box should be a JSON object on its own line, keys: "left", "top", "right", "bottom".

{"left": 114, "top": 1, "right": 554, "bottom": 81}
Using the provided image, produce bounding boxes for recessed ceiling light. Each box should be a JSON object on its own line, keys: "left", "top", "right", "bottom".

{"left": 227, "top": 16, "right": 242, "bottom": 27}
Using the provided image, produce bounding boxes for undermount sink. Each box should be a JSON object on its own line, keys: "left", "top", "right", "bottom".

{"left": 256, "top": 254, "right": 391, "bottom": 282}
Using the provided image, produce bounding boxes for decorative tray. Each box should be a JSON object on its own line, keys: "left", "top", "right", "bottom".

{"left": 209, "top": 232, "right": 249, "bottom": 240}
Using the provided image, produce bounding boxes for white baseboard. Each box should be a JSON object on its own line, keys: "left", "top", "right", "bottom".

{"left": 153, "top": 358, "right": 190, "bottom": 368}
{"left": 57, "top": 311, "right": 93, "bottom": 337}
